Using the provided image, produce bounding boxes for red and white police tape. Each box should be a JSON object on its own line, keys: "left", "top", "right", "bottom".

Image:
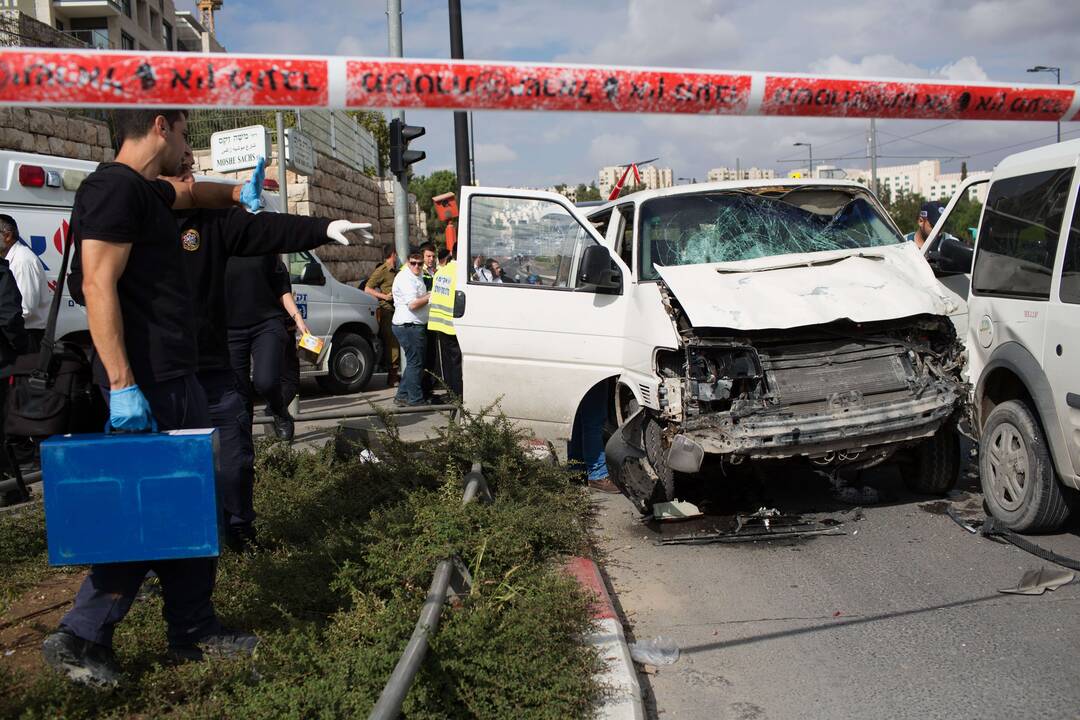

{"left": 1, "top": 48, "right": 1078, "bottom": 123}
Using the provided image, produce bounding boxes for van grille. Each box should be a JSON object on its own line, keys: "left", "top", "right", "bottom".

{"left": 759, "top": 340, "right": 913, "bottom": 409}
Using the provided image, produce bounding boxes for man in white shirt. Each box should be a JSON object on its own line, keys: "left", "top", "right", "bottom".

{"left": 0, "top": 215, "right": 51, "bottom": 351}
{"left": 391, "top": 251, "right": 431, "bottom": 406}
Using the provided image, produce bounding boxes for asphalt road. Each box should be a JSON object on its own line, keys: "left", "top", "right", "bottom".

{"left": 591, "top": 463, "right": 1080, "bottom": 720}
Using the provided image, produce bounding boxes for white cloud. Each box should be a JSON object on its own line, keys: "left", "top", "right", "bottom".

{"left": 335, "top": 36, "right": 367, "bottom": 56}
{"left": 572, "top": 0, "right": 741, "bottom": 67}
{"left": 588, "top": 132, "right": 642, "bottom": 167}
{"left": 809, "top": 54, "right": 929, "bottom": 79}
{"left": 934, "top": 56, "right": 990, "bottom": 82}
{"left": 475, "top": 142, "right": 518, "bottom": 164}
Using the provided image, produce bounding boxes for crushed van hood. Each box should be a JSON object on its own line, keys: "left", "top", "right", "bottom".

{"left": 655, "top": 243, "right": 959, "bottom": 330}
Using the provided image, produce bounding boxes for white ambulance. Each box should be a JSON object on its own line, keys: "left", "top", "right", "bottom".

{"left": 0, "top": 150, "right": 380, "bottom": 394}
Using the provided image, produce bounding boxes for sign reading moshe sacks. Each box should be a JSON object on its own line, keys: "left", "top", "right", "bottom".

{"left": 210, "top": 124, "right": 271, "bottom": 172}
{"left": 0, "top": 49, "right": 1075, "bottom": 122}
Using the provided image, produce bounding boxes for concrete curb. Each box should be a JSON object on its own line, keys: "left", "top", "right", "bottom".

{"left": 565, "top": 556, "right": 645, "bottom": 720}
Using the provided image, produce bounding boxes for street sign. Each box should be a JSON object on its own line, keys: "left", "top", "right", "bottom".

{"left": 285, "top": 128, "right": 316, "bottom": 176}
{"left": 210, "top": 125, "right": 271, "bottom": 173}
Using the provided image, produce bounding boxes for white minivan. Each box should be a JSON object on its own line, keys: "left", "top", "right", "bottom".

{"left": 0, "top": 150, "right": 380, "bottom": 394}
{"left": 453, "top": 180, "right": 969, "bottom": 512}
{"left": 926, "top": 140, "right": 1080, "bottom": 532}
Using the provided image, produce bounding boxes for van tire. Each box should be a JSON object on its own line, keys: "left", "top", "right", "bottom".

{"left": 902, "top": 420, "right": 961, "bottom": 495}
{"left": 316, "top": 333, "right": 375, "bottom": 395}
{"left": 979, "top": 400, "right": 1072, "bottom": 533}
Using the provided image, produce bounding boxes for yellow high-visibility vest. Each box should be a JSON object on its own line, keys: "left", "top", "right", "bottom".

{"left": 427, "top": 260, "right": 457, "bottom": 336}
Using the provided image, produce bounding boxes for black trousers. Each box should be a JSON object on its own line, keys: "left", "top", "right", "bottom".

{"left": 421, "top": 329, "right": 438, "bottom": 396}
{"left": 59, "top": 374, "right": 222, "bottom": 648}
{"left": 228, "top": 317, "right": 290, "bottom": 420}
{"left": 280, "top": 321, "right": 300, "bottom": 410}
{"left": 198, "top": 369, "right": 256, "bottom": 533}
{"left": 25, "top": 328, "right": 44, "bottom": 354}
{"left": 435, "top": 332, "right": 463, "bottom": 399}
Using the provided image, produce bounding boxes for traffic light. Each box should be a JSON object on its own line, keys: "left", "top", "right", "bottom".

{"left": 389, "top": 118, "right": 426, "bottom": 177}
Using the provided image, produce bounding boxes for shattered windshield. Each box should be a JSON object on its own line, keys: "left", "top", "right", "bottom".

{"left": 638, "top": 189, "right": 903, "bottom": 280}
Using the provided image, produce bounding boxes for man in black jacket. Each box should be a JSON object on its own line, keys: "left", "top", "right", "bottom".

{"left": 168, "top": 150, "right": 369, "bottom": 548}
{"left": 0, "top": 258, "right": 27, "bottom": 368}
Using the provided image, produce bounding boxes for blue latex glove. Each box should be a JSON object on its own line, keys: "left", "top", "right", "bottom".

{"left": 240, "top": 156, "right": 266, "bottom": 214}
{"left": 108, "top": 385, "right": 155, "bottom": 433}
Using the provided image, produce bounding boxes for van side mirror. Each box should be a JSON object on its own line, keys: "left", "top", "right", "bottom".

{"left": 579, "top": 244, "right": 622, "bottom": 290}
{"left": 300, "top": 261, "right": 326, "bottom": 286}
{"left": 928, "top": 236, "right": 974, "bottom": 276}
{"left": 453, "top": 290, "right": 466, "bottom": 318}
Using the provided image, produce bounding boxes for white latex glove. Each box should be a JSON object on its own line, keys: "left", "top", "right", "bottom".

{"left": 327, "top": 220, "right": 374, "bottom": 245}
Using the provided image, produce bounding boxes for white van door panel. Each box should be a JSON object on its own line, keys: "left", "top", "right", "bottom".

{"left": 455, "top": 187, "right": 629, "bottom": 439}
{"left": 1044, "top": 185, "right": 1080, "bottom": 478}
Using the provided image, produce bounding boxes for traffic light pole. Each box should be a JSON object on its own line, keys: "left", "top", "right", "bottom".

{"left": 449, "top": 0, "right": 472, "bottom": 190}
{"left": 387, "top": 0, "right": 410, "bottom": 261}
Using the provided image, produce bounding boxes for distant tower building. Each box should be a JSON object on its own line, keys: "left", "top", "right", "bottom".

{"left": 198, "top": 0, "right": 223, "bottom": 35}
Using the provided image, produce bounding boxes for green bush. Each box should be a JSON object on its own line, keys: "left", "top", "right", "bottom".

{"left": 0, "top": 407, "right": 602, "bottom": 719}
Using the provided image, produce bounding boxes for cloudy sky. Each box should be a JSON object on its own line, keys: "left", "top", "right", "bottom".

{"left": 209, "top": 0, "right": 1080, "bottom": 187}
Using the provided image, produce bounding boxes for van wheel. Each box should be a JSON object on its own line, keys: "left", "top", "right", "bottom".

{"left": 316, "top": 333, "right": 375, "bottom": 395}
{"left": 902, "top": 420, "right": 960, "bottom": 495}
{"left": 980, "top": 400, "right": 1072, "bottom": 533}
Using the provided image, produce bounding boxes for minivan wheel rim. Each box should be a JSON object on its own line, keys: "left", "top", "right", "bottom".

{"left": 336, "top": 350, "right": 361, "bottom": 380}
{"left": 987, "top": 422, "right": 1029, "bottom": 513}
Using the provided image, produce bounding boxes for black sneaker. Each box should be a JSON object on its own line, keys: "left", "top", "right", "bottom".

{"left": 271, "top": 414, "right": 295, "bottom": 442}
{"left": 223, "top": 525, "right": 259, "bottom": 554}
{"left": 168, "top": 629, "right": 260, "bottom": 663}
{"left": 42, "top": 629, "right": 121, "bottom": 688}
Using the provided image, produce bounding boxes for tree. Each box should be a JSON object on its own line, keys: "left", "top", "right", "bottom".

{"left": 575, "top": 182, "right": 602, "bottom": 202}
{"left": 880, "top": 190, "right": 927, "bottom": 235}
{"left": 409, "top": 170, "right": 459, "bottom": 244}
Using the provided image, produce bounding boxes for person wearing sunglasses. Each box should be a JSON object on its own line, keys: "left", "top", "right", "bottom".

{"left": 391, "top": 251, "right": 432, "bottom": 406}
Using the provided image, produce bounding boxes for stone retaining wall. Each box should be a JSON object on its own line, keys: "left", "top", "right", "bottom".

{"left": 0, "top": 108, "right": 114, "bottom": 163}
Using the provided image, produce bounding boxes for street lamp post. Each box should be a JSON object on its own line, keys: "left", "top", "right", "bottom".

{"left": 793, "top": 142, "right": 813, "bottom": 178}
{"left": 1027, "top": 65, "right": 1061, "bottom": 143}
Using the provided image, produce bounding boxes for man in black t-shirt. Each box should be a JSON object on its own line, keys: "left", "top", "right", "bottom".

{"left": 42, "top": 110, "right": 264, "bottom": 688}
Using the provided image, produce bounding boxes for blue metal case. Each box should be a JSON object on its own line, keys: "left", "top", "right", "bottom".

{"left": 40, "top": 429, "right": 220, "bottom": 565}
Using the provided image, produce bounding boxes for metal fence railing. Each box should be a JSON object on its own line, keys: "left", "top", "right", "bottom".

{"left": 186, "top": 108, "right": 379, "bottom": 174}
{"left": 368, "top": 462, "right": 491, "bottom": 720}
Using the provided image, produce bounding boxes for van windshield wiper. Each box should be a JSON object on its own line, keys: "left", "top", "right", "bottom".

{"left": 712, "top": 251, "right": 888, "bottom": 274}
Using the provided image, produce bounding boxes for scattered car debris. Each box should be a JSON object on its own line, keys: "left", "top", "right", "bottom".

{"left": 651, "top": 499, "right": 703, "bottom": 521}
{"left": 942, "top": 507, "right": 1080, "bottom": 572}
{"left": 833, "top": 485, "right": 880, "bottom": 505}
{"left": 1000, "top": 567, "right": 1075, "bottom": 596}
{"left": 629, "top": 636, "right": 680, "bottom": 666}
{"left": 735, "top": 507, "right": 780, "bottom": 532}
{"left": 657, "top": 508, "right": 857, "bottom": 546}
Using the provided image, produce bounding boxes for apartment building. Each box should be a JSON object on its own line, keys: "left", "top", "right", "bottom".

{"left": 0, "top": 0, "right": 223, "bottom": 52}
{"left": 707, "top": 166, "right": 776, "bottom": 182}
{"left": 597, "top": 164, "right": 673, "bottom": 197}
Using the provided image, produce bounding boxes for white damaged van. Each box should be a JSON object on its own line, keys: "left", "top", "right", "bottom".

{"left": 453, "top": 180, "right": 970, "bottom": 511}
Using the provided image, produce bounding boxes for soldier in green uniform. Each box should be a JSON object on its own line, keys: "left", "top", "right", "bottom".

{"left": 364, "top": 244, "right": 400, "bottom": 386}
